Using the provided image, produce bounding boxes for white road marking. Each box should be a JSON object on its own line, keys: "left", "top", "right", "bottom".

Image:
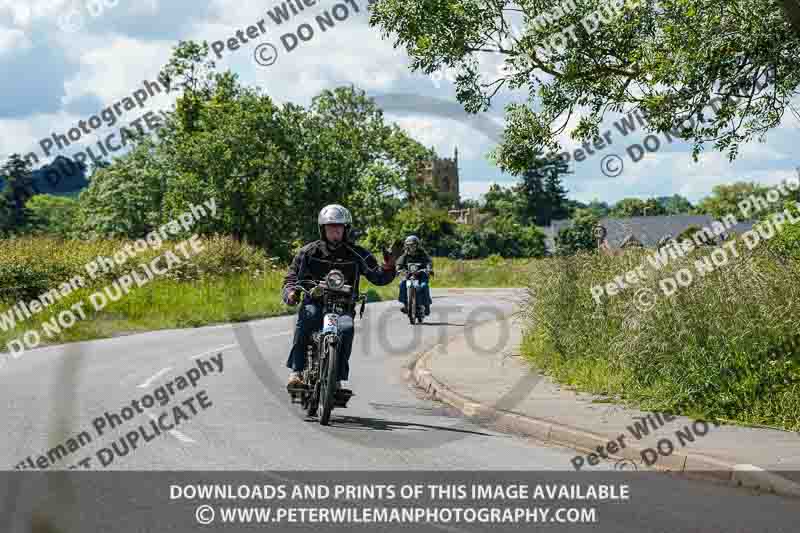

{"left": 733, "top": 464, "right": 763, "bottom": 471}
{"left": 188, "top": 333, "right": 290, "bottom": 360}
{"left": 190, "top": 343, "right": 237, "bottom": 360}
{"left": 146, "top": 412, "right": 196, "bottom": 444}
{"left": 137, "top": 367, "right": 172, "bottom": 388}
{"left": 264, "top": 332, "right": 292, "bottom": 339}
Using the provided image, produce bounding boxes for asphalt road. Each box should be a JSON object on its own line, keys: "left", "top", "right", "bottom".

{"left": 0, "top": 289, "right": 797, "bottom": 532}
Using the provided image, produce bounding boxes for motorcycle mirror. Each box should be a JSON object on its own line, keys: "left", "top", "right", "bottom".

{"left": 348, "top": 228, "right": 363, "bottom": 243}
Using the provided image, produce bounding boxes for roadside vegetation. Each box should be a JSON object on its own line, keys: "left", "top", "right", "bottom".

{"left": 0, "top": 236, "right": 534, "bottom": 351}
{"left": 520, "top": 219, "right": 800, "bottom": 431}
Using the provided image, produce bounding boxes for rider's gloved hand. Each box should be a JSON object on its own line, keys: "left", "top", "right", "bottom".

{"left": 287, "top": 288, "right": 300, "bottom": 305}
{"left": 382, "top": 248, "right": 396, "bottom": 270}
{"left": 310, "top": 285, "right": 323, "bottom": 299}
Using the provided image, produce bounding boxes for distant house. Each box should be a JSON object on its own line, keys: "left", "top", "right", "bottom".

{"left": 596, "top": 215, "right": 755, "bottom": 249}
{"left": 544, "top": 215, "right": 755, "bottom": 254}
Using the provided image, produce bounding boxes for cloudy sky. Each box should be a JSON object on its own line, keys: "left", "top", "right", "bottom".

{"left": 1, "top": 0, "right": 799, "bottom": 205}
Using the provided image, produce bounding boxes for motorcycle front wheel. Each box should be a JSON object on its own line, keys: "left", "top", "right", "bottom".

{"left": 408, "top": 286, "right": 416, "bottom": 325}
{"left": 319, "top": 336, "right": 339, "bottom": 426}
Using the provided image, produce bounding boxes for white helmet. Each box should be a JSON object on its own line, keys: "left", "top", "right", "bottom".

{"left": 318, "top": 204, "right": 352, "bottom": 245}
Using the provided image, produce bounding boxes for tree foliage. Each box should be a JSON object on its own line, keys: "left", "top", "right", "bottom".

{"left": 23, "top": 195, "right": 80, "bottom": 238}
{"left": 369, "top": 0, "right": 800, "bottom": 173}
{"left": 0, "top": 155, "right": 37, "bottom": 236}
{"left": 658, "top": 194, "right": 694, "bottom": 215}
{"left": 518, "top": 158, "right": 570, "bottom": 225}
{"left": 694, "top": 181, "right": 771, "bottom": 219}
{"left": 75, "top": 41, "right": 433, "bottom": 260}
{"left": 609, "top": 197, "right": 667, "bottom": 217}
{"left": 555, "top": 208, "right": 599, "bottom": 255}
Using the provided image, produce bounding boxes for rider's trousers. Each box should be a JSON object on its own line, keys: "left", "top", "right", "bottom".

{"left": 287, "top": 302, "right": 354, "bottom": 381}
{"left": 398, "top": 273, "right": 431, "bottom": 307}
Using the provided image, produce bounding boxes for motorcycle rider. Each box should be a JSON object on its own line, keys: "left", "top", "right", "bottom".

{"left": 282, "top": 204, "right": 397, "bottom": 390}
{"left": 397, "top": 235, "right": 433, "bottom": 316}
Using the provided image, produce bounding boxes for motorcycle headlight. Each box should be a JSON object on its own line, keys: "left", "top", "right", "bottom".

{"left": 326, "top": 270, "right": 345, "bottom": 290}
{"left": 409, "top": 264, "right": 418, "bottom": 272}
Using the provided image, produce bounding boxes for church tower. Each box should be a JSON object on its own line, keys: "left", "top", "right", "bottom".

{"left": 416, "top": 146, "right": 460, "bottom": 206}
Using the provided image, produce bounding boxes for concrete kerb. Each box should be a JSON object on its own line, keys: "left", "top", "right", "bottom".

{"left": 408, "top": 318, "right": 800, "bottom": 499}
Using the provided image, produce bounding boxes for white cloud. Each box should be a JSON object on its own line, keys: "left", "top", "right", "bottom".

{"left": 386, "top": 115, "right": 490, "bottom": 161}
{"left": 0, "top": 25, "right": 29, "bottom": 54}
{"left": 63, "top": 35, "right": 173, "bottom": 106}
{"left": 2, "top": 0, "right": 798, "bottom": 211}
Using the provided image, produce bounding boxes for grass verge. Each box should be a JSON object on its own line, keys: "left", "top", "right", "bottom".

{"left": 519, "top": 244, "right": 800, "bottom": 431}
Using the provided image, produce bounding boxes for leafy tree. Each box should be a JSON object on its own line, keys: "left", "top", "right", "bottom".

{"left": 23, "top": 195, "right": 79, "bottom": 238}
{"left": 0, "top": 154, "right": 38, "bottom": 235}
{"left": 75, "top": 137, "right": 168, "bottom": 239}
{"left": 392, "top": 204, "right": 457, "bottom": 245}
{"left": 555, "top": 209, "right": 600, "bottom": 255}
{"left": 159, "top": 40, "right": 218, "bottom": 133}
{"left": 694, "top": 182, "right": 771, "bottom": 219}
{"left": 483, "top": 183, "right": 523, "bottom": 219}
{"left": 518, "top": 166, "right": 546, "bottom": 225}
{"left": 489, "top": 154, "right": 572, "bottom": 226}
{"left": 585, "top": 199, "right": 610, "bottom": 218}
{"left": 610, "top": 198, "right": 666, "bottom": 217}
{"left": 369, "top": 0, "right": 799, "bottom": 173}
{"left": 77, "top": 42, "right": 431, "bottom": 260}
{"left": 658, "top": 194, "right": 694, "bottom": 215}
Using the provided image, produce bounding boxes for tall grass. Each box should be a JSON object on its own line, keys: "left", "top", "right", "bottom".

{"left": 520, "top": 244, "right": 800, "bottom": 431}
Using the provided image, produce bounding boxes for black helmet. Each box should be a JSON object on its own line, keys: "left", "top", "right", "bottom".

{"left": 404, "top": 235, "right": 420, "bottom": 253}
{"left": 318, "top": 204, "right": 352, "bottom": 249}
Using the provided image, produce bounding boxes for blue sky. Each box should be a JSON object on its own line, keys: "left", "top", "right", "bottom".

{"left": 1, "top": 0, "right": 799, "bottom": 206}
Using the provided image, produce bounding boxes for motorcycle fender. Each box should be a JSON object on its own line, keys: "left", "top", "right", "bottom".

{"left": 322, "top": 313, "right": 339, "bottom": 335}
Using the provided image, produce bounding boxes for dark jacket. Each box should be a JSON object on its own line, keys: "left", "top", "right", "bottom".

{"left": 282, "top": 240, "right": 396, "bottom": 304}
{"left": 396, "top": 249, "right": 432, "bottom": 271}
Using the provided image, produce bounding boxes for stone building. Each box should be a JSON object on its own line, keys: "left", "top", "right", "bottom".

{"left": 416, "top": 147, "right": 460, "bottom": 206}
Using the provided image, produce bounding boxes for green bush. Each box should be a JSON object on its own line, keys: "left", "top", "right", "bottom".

{"left": 0, "top": 263, "right": 74, "bottom": 302}
{"left": 555, "top": 209, "right": 598, "bottom": 255}
{"left": 23, "top": 194, "right": 80, "bottom": 238}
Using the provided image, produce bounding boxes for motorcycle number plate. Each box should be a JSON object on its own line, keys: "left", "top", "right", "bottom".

{"left": 322, "top": 314, "right": 338, "bottom": 334}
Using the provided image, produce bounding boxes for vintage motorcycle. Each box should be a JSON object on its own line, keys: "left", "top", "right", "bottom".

{"left": 401, "top": 263, "right": 431, "bottom": 325}
{"left": 287, "top": 270, "right": 367, "bottom": 426}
